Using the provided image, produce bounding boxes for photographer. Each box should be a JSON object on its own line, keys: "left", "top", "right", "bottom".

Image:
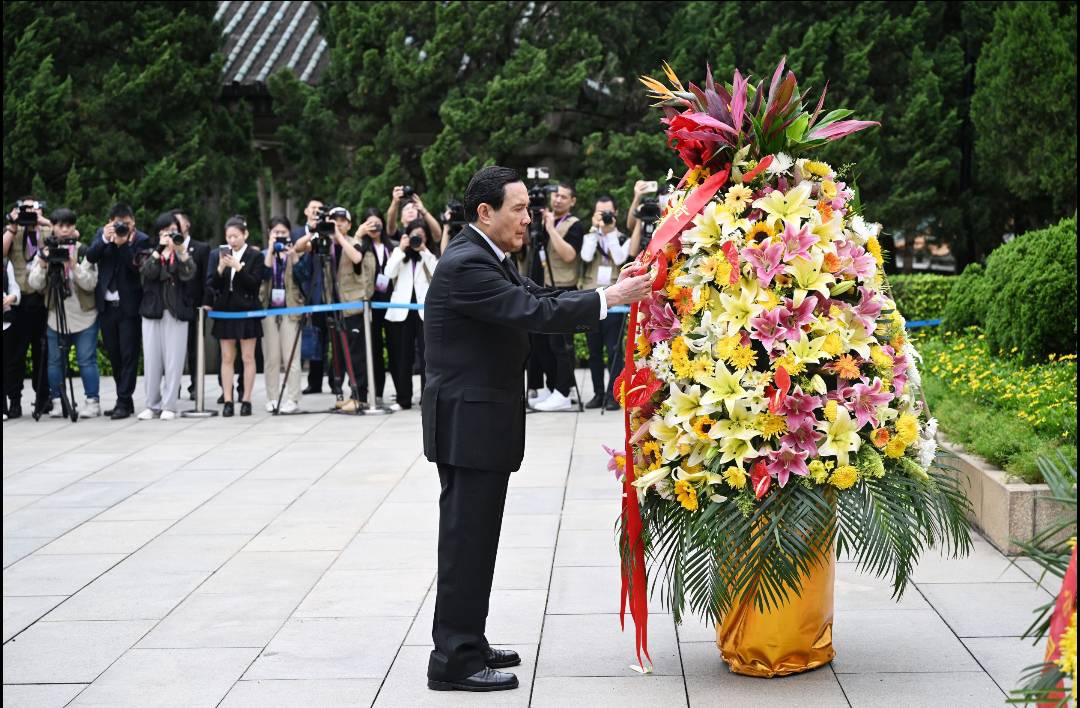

{"left": 529, "top": 182, "right": 586, "bottom": 413}
{"left": 170, "top": 208, "right": 211, "bottom": 400}
{"left": 207, "top": 216, "right": 264, "bottom": 417}
{"left": 136, "top": 213, "right": 196, "bottom": 421}
{"left": 580, "top": 195, "right": 629, "bottom": 411}
{"left": 25, "top": 208, "right": 100, "bottom": 418}
{"left": 439, "top": 200, "right": 468, "bottom": 254}
{"left": 293, "top": 197, "right": 337, "bottom": 397}
{"left": 2, "top": 196, "right": 52, "bottom": 418}
{"left": 384, "top": 218, "right": 438, "bottom": 410}
{"left": 260, "top": 216, "right": 305, "bottom": 414}
{"left": 85, "top": 203, "right": 150, "bottom": 420}
{"left": 327, "top": 206, "right": 376, "bottom": 413}
{"left": 387, "top": 186, "right": 442, "bottom": 244}
{"left": 357, "top": 207, "right": 400, "bottom": 408}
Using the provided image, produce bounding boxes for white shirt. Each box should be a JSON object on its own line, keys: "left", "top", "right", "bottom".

{"left": 3, "top": 260, "right": 19, "bottom": 330}
{"left": 227, "top": 244, "right": 248, "bottom": 289}
{"left": 100, "top": 232, "right": 120, "bottom": 302}
{"left": 471, "top": 224, "right": 608, "bottom": 319}
{"left": 582, "top": 228, "right": 629, "bottom": 265}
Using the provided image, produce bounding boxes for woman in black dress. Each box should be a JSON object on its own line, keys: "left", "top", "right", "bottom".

{"left": 207, "top": 216, "right": 264, "bottom": 417}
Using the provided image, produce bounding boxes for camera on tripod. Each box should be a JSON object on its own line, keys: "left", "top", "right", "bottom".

{"left": 633, "top": 196, "right": 663, "bottom": 251}
{"left": 445, "top": 199, "right": 467, "bottom": 228}
{"left": 43, "top": 236, "right": 78, "bottom": 265}
{"left": 308, "top": 205, "right": 338, "bottom": 256}
{"left": 525, "top": 167, "right": 556, "bottom": 244}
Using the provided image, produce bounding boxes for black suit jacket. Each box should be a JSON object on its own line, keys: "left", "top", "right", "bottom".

{"left": 206, "top": 247, "right": 265, "bottom": 311}
{"left": 182, "top": 238, "right": 210, "bottom": 307}
{"left": 84, "top": 228, "right": 152, "bottom": 317}
{"left": 422, "top": 225, "right": 601, "bottom": 473}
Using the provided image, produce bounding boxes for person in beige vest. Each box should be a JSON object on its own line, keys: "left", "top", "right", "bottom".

{"left": 260, "top": 216, "right": 306, "bottom": 414}
{"left": 530, "top": 183, "right": 586, "bottom": 412}
{"left": 579, "top": 195, "right": 630, "bottom": 411}
{"left": 26, "top": 208, "right": 101, "bottom": 418}
{"left": 328, "top": 206, "right": 377, "bottom": 413}
{"left": 3, "top": 197, "right": 52, "bottom": 418}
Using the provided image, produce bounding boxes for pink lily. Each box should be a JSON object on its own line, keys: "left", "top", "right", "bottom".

{"left": 782, "top": 387, "right": 822, "bottom": 431}
{"left": 779, "top": 221, "right": 817, "bottom": 262}
{"left": 782, "top": 294, "right": 818, "bottom": 333}
{"left": 749, "top": 306, "right": 792, "bottom": 352}
{"left": 601, "top": 445, "right": 626, "bottom": 481}
{"left": 741, "top": 241, "right": 786, "bottom": 287}
{"left": 842, "top": 377, "right": 894, "bottom": 428}
{"left": 854, "top": 286, "right": 883, "bottom": 321}
{"left": 836, "top": 242, "right": 877, "bottom": 281}
{"left": 644, "top": 294, "right": 679, "bottom": 344}
{"left": 766, "top": 441, "right": 810, "bottom": 488}
{"left": 781, "top": 425, "right": 823, "bottom": 458}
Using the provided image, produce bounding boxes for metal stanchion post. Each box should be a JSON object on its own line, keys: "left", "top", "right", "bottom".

{"left": 362, "top": 300, "right": 390, "bottom": 415}
{"left": 182, "top": 307, "right": 218, "bottom": 418}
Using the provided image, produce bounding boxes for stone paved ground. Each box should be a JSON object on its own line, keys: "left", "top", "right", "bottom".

{"left": 2, "top": 374, "right": 1053, "bottom": 707}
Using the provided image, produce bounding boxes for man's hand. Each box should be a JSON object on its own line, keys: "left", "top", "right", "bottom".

{"left": 399, "top": 234, "right": 410, "bottom": 252}
{"left": 603, "top": 266, "right": 654, "bottom": 307}
{"left": 633, "top": 180, "right": 651, "bottom": 198}
{"left": 391, "top": 186, "right": 404, "bottom": 205}
{"left": 542, "top": 209, "right": 555, "bottom": 232}
{"left": 3, "top": 294, "right": 16, "bottom": 308}
{"left": 103, "top": 222, "right": 116, "bottom": 244}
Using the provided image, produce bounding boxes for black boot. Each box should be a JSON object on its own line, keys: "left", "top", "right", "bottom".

{"left": 7, "top": 396, "right": 21, "bottom": 419}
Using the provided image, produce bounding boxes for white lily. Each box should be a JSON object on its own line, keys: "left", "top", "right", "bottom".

{"left": 709, "top": 401, "right": 758, "bottom": 442}
{"left": 787, "top": 331, "right": 827, "bottom": 366}
{"left": 816, "top": 406, "right": 862, "bottom": 467}
{"left": 632, "top": 465, "right": 672, "bottom": 492}
{"left": 650, "top": 415, "right": 686, "bottom": 462}
{"left": 809, "top": 208, "right": 843, "bottom": 246}
{"left": 752, "top": 181, "right": 815, "bottom": 230}
{"left": 718, "top": 434, "right": 759, "bottom": 469}
{"left": 666, "top": 382, "right": 708, "bottom": 425}
{"left": 699, "top": 360, "right": 749, "bottom": 414}
{"left": 785, "top": 250, "right": 835, "bottom": 299}
{"left": 716, "top": 279, "right": 763, "bottom": 336}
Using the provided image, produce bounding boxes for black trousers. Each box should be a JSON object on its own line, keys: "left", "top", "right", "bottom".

{"left": 587, "top": 312, "right": 626, "bottom": 399}
{"left": 532, "top": 330, "right": 575, "bottom": 397}
{"left": 430, "top": 463, "right": 511, "bottom": 680}
{"left": 3, "top": 297, "right": 47, "bottom": 401}
{"left": 342, "top": 313, "right": 368, "bottom": 400}
{"left": 390, "top": 310, "right": 425, "bottom": 408}
{"left": 370, "top": 304, "right": 391, "bottom": 399}
{"left": 99, "top": 304, "right": 141, "bottom": 410}
{"left": 307, "top": 311, "right": 334, "bottom": 392}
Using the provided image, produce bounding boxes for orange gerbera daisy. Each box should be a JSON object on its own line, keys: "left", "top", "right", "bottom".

{"left": 871, "top": 428, "right": 891, "bottom": 448}
{"left": 816, "top": 200, "right": 834, "bottom": 221}
{"left": 832, "top": 354, "right": 861, "bottom": 380}
{"left": 673, "top": 288, "right": 697, "bottom": 316}
{"left": 823, "top": 252, "right": 841, "bottom": 273}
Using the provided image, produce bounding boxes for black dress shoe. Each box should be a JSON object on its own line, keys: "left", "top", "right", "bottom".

{"left": 604, "top": 398, "right": 622, "bottom": 411}
{"left": 485, "top": 647, "right": 521, "bottom": 669}
{"left": 301, "top": 385, "right": 322, "bottom": 395}
{"left": 584, "top": 394, "right": 604, "bottom": 409}
{"left": 428, "top": 668, "right": 519, "bottom": 692}
{"left": 216, "top": 393, "right": 225, "bottom": 404}
{"left": 7, "top": 398, "right": 22, "bottom": 419}
{"left": 109, "top": 407, "right": 130, "bottom": 420}
{"left": 239, "top": 401, "right": 252, "bottom": 417}
{"left": 222, "top": 402, "right": 234, "bottom": 417}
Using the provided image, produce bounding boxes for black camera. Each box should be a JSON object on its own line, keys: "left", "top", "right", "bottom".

{"left": 633, "top": 198, "right": 662, "bottom": 223}
{"left": 313, "top": 205, "right": 336, "bottom": 237}
{"left": 272, "top": 235, "right": 290, "bottom": 253}
{"left": 409, "top": 234, "right": 424, "bottom": 250}
{"left": 12, "top": 201, "right": 45, "bottom": 227}
{"left": 445, "top": 199, "right": 467, "bottom": 227}
{"left": 43, "top": 236, "right": 77, "bottom": 265}
{"left": 169, "top": 231, "right": 184, "bottom": 245}
{"left": 113, "top": 221, "right": 130, "bottom": 238}
{"left": 401, "top": 186, "right": 415, "bottom": 201}
{"left": 601, "top": 211, "right": 615, "bottom": 226}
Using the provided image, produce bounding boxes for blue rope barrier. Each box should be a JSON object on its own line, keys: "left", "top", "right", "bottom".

{"left": 208, "top": 300, "right": 634, "bottom": 318}
{"left": 905, "top": 319, "right": 942, "bottom": 329}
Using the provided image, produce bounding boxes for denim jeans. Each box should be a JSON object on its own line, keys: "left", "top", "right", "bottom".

{"left": 47, "top": 321, "right": 100, "bottom": 400}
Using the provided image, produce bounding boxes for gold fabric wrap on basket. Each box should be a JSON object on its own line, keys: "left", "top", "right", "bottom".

{"left": 715, "top": 548, "right": 836, "bottom": 677}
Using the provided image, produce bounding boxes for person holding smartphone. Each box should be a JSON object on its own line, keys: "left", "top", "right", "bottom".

{"left": 260, "top": 216, "right": 306, "bottom": 413}
{"left": 207, "top": 216, "right": 264, "bottom": 417}
{"left": 384, "top": 218, "right": 439, "bottom": 410}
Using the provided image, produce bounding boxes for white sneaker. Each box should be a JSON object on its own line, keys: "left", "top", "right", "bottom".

{"left": 528, "top": 389, "right": 554, "bottom": 408}
{"left": 49, "top": 398, "right": 63, "bottom": 418}
{"left": 136, "top": 408, "right": 159, "bottom": 420}
{"left": 84, "top": 398, "right": 101, "bottom": 418}
{"left": 279, "top": 400, "right": 299, "bottom": 414}
{"left": 160, "top": 410, "right": 177, "bottom": 421}
{"left": 265, "top": 400, "right": 278, "bottom": 413}
{"left": 533, "top": 390, "right": 572, "bottom": 412}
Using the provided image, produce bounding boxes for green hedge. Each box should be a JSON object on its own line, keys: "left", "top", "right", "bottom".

{"left": 943, "top": 217, "right": 1077, "bottom": 362}
{"left": 888, "top": 274, "right": 955, "bottom": 321}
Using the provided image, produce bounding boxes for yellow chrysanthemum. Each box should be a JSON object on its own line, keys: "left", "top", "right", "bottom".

{"left": 730, "top": 345, "right": 757, "bottom": 370}
{"left": 722, "top": 466, "right": 747, "bottom": 489}
{"left": 636, "top": 333, "right": 652, "bottom": 359}
{"left": 674, "top": 479, "right": 699, "bottom": 511}
{"left": 808, "top": 460, "right": 829, "bottom": 484}
{"left": 822, "top": 333, "right": 844, "bottom": 356}
{"left": 758, "top": 288, "right": 781, "bottom": 309}
{"left": 689, "top": 356, "right": 713, "bottom": 381}
{"left": 824, "top": 400, "right": 839, "bottom": 422}
{"left": 774, "top": 351, "right": 806, "bottom": 376}
{"left": 871, "top": 346, "right": 894, "bottom": 371}
{"left": 714, "top": 335, "right": 742, "bottom": 361}
{"left": 829, "top": 464, "right": 858, "bottom": 489}
{"left": 884, "top": 435, "right": 908, "bottom": 459}
{"left": 691, "top": 415, "right": 717, "bottom": 441}
{"left": 757, "top": 412, "right": 788, "bottom": 439}
{"left": 895, "top": 413, "right": 919, "bottom": 445}
{"left": 890, "top": 333, "right": 907, "bottom": 351}
{"left": 805, "top": 160, "right": 832, "bottom": 178}
{"left": 866, "top": 236, "right": 884, "bottom": 266}
{"left": 820, "top": 179, "right": 838, "bottom": 200}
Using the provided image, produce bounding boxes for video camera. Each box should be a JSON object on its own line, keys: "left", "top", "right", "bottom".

{"left": 308, "top": 204, "right": 338, "bottom": 256}
{"left": 526, "top": 167, "right": 556, "bottom": 244}
{"left": 633, "top": 195, "right": 663, "bottom": 251}
{"left": 445, "top": 199, "right": 467, "bottom": 228}
{"left": 9, "top": 200, "right": 46, "bottom": 228}
{"left": 43, "top": 235, "right": 78, "bottom": 265}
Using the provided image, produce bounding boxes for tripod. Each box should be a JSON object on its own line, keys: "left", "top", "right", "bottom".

{"left": 527, "top": 216, "right": 585, "bottom": 413}
{"left": 32, "top": 258, "right": 78, "bottom": 422}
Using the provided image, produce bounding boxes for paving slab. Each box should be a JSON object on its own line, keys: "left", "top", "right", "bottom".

{"left": 837, "top": 671, "right": 1005, "bottom": 707}
{"left": 2, "top": 619, "right": 155, "bottom": 684}
{"left": 220, "top": 678, "right": 382, "bottom": 707}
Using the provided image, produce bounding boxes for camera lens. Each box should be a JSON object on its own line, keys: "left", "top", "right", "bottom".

{"left": 114, "top": 222, "right": 130, "bottom": 237}
{"left": 601, "top": 211, "right": 615, "bottom": 225}
{"left": 170, "top": 232, "right": 183, "bottom": 244}
{"left": 402, "top": 186, "right": 415, "bottom": 200}
{"left": 409, "top": 234, "right": 423, "bottom": 249}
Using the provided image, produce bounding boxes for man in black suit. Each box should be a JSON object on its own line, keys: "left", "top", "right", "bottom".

{"left": 422, "top": 166, "right": 654, "bottom": 692}
{"left": 170, "top": 209, "right": 210, "bottom": 400}
{"left": 84, "top": 203, "right": 150, "bottom": 419}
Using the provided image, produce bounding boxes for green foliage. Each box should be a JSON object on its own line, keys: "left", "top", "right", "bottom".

{"left": 943, "top": 262, "right": 988, "bottom": 330}
{"left": 886, "top": 274, "right": 955, "bottom": 321}
{"left": 2, "top": 1, "right": 258, "bottom": 242}
{"left": 972, "top": 2, "right": 1078, "bottom": 228}
{"left": 982, "top": 217, "right": 1077, "bottom": 361}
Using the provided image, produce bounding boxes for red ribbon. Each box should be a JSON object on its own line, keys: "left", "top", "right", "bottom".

{"left": 1039, "top": 546, "right": 1077, "bottom": 708}
{"left": 618, "top": 164, "right": 730, "bottom": 669}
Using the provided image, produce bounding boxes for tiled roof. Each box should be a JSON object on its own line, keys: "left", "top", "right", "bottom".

{"left": 216, "top": 0, "right": 329, "bottom": 86}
